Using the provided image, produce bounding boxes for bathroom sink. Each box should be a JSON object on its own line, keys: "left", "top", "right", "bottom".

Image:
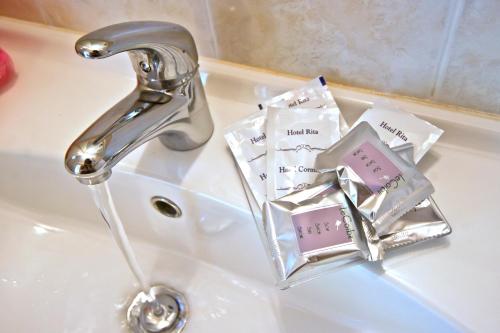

{"left": 1, "top": 17, "right": 499, "bottom": 332}
{"left": 0, "top": 154, "right": 460, "bottom": 332}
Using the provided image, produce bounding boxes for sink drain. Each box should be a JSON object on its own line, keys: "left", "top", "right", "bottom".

{"left": 151, "top": 196, "right": 182, "bottom": 218}
{"left": 127, "top": 285, "right": 188, "bottom": 333}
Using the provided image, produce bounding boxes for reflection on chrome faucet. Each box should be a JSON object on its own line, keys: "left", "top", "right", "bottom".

{"left": 65, "top": 21, "right": 214, "bottom": 185}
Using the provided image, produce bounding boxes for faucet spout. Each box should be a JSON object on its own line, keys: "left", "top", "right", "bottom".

{"left": 65, "top": 89, "right": 189, "bottom": 185}
{"left": 65, "top": 22, "right": 214, "bottom": 185}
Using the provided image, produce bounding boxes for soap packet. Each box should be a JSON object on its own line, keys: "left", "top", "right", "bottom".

{"left": 312, "top": 144, "right": 451, "bottom": 253}
{"left": 381, "top": 197, "right": 451, "bottom": 250}
{"left": 225, "top": 76, "right": 345, "bottom": 208}
{"left": 258, "top": 76, "right": 331, "bottom": 110}
{"left": 266, "top": 106, "right": 341, "bottom": 200}
{"left": 236, "top": 145, "right": 448, "bottom": 288}
{"left": 225, "top": 111, "right": 268, "bottom": 207}
{"left": 262, "top": 177, "right": 374, "bottom": 289}
{"left": 315, "top": 122, "right": 434, "bottom": 234}
{"left": 258, "top": 76, "right": 349, "bottom": 135}
{"left": 380, "top": 143, "right": 451, "bottom": 250}
{"left": 351, "top": 108, "right": 443, "bottom": 163}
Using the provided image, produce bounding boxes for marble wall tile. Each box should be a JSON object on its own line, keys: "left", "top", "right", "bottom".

{"left": 433, "top": 0, "right": 500, "bottom": 114}
{"left": 208, "top": 0, "right": 451, "bottom": 98}
{"left": 0, "top": 0, "right": 217, "bottom": 58}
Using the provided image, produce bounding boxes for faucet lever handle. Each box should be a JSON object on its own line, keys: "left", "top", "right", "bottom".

{"left": 75, "top": 21, "right": 199, "bottom": 90}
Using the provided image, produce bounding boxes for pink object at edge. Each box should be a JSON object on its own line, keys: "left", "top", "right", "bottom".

{"left": 0, "top": 48, "right": 15, "bottom": 89}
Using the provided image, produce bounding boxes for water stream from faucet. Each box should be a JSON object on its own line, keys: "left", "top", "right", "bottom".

{"left": 89, "top": 182, "right": 181, "bottom": 331}
{"left": 89, "top": 181, "right": 150, "bottom": 291}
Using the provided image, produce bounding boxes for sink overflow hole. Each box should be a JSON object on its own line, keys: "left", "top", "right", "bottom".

{"left": 151, "top": 196, "right": 182, "bottom": 218}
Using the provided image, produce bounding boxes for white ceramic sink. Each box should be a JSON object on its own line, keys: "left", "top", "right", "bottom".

{"left": 1, "top": 17, "right": 499, "bottom": 332}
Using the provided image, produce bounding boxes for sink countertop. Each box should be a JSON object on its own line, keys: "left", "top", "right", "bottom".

{"left": 1, "top": 16, "right": 499, "bottom": 332}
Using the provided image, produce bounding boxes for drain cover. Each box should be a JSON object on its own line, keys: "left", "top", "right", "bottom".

{"left": 127, "top": 285, "right": 188, "bottom": 333}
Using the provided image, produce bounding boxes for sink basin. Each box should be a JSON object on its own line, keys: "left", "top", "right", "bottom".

{"left": 1, "top": 17, "right": 499, "bottom": 332}
{"left": 0, "top": 153, "right": 461, "bottom": 332}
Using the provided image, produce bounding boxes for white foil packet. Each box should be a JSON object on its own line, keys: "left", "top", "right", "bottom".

{"left": 351, "top": 108, "right": 443, "bottom": 163}
{"left": 259, "top": 76, "right": 348, "bottom": 135}
{"left": 225, "top": 111, "right": 267, "bottom": 207}
{"left": 266, "top": 106, "right": 341, "bottom": 200}
{"left": 225, "top": 76, "right": 344, "bottom": 207}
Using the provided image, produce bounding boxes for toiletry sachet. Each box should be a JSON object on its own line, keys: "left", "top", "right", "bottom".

{"left": 266, "top": 106, "right": 341, "bottom": 200}
{"left": 315, "top": 122, "right": 434, "bottom": 234}
{"left": 262, "top": 177, "right": 372, "bottom": 289}
{"left": 380, "top": 143, "right": 451, "bottom": 251}
{"left": 225, "top": 76, "right": 344, "bottom": 208}
{"left": 350, "top": 108, "right": 443, "bottom": 163}
{"left": 236, "top": 143, "right": 449, "bottom": 288}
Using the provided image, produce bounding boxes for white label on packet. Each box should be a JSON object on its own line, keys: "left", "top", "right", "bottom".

{"left": 351, "top": 108, "right": 443, "bottom": 163}
{"left": 224, "top": 76, "right": 339, "bottom": 208}
{"left": 266, "top": 106, "right": 341, "bottom": 200}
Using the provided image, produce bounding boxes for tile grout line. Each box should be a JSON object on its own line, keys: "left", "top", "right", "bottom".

{"left": 203, "top": 0, "right": 220, "bottom": 59}
{"left": 429, "top": 0, "right": 465, "bottom": 98}
{"left": 34, "top": 0, "right": 51, "bottom": 25}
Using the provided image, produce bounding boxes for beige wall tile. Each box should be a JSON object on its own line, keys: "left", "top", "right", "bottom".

{"left": 433, "top": 0, "right": 500, "bottom": 114}
{"left": 0, "top": 0, "right": 216, "bottom": 58}
{"left": 209, "top": 0, "right": 450, "bottom": 98}
{"left": 2, "top": 0, "right": 500, "bottom": 114}
{"left": 0, "top": 0, "right": 45, "bottom": 23}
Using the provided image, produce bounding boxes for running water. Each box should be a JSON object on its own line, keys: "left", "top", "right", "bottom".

{"left": 89, "top": 181, "right": 149, "bottom": 292}
{"left": 89, "top": 181, "right": 187, "bottom": 332}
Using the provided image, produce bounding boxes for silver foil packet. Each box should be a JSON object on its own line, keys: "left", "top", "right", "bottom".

{"left": 262, "top": 178, "right": 372, "bottom": 289}
{"left": 315, "top": 122, "right": 434, "bottom": 234}
{"left": 381, "top": 197, "right": 451, "bottom": 250}
{"left": 237, "top": 154, "right": 448, "bottom": 288}
{"left": 381, "top": 143, "right": 451, "bottom": 250}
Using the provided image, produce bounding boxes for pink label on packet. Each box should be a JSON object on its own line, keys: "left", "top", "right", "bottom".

{"left": 292, "top": 205, "right": 352, "bottom": 253}
{"left": 342, "top": 142, "right": 403, "bottom": 194}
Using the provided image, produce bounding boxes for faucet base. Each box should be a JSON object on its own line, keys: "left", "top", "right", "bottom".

{"left": 158, "top": 126, "right": 214, "bottom": 151}
{"left": 158, "top": 72, "right": 214, "bottom": 151}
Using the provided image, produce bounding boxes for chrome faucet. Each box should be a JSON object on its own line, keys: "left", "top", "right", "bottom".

{"left": 65, "top": 21, "right": 214, "bottom": 185}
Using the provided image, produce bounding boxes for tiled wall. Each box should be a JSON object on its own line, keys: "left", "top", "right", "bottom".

{"left": 1, "top": 0, "right": 498, "bottom": 115}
